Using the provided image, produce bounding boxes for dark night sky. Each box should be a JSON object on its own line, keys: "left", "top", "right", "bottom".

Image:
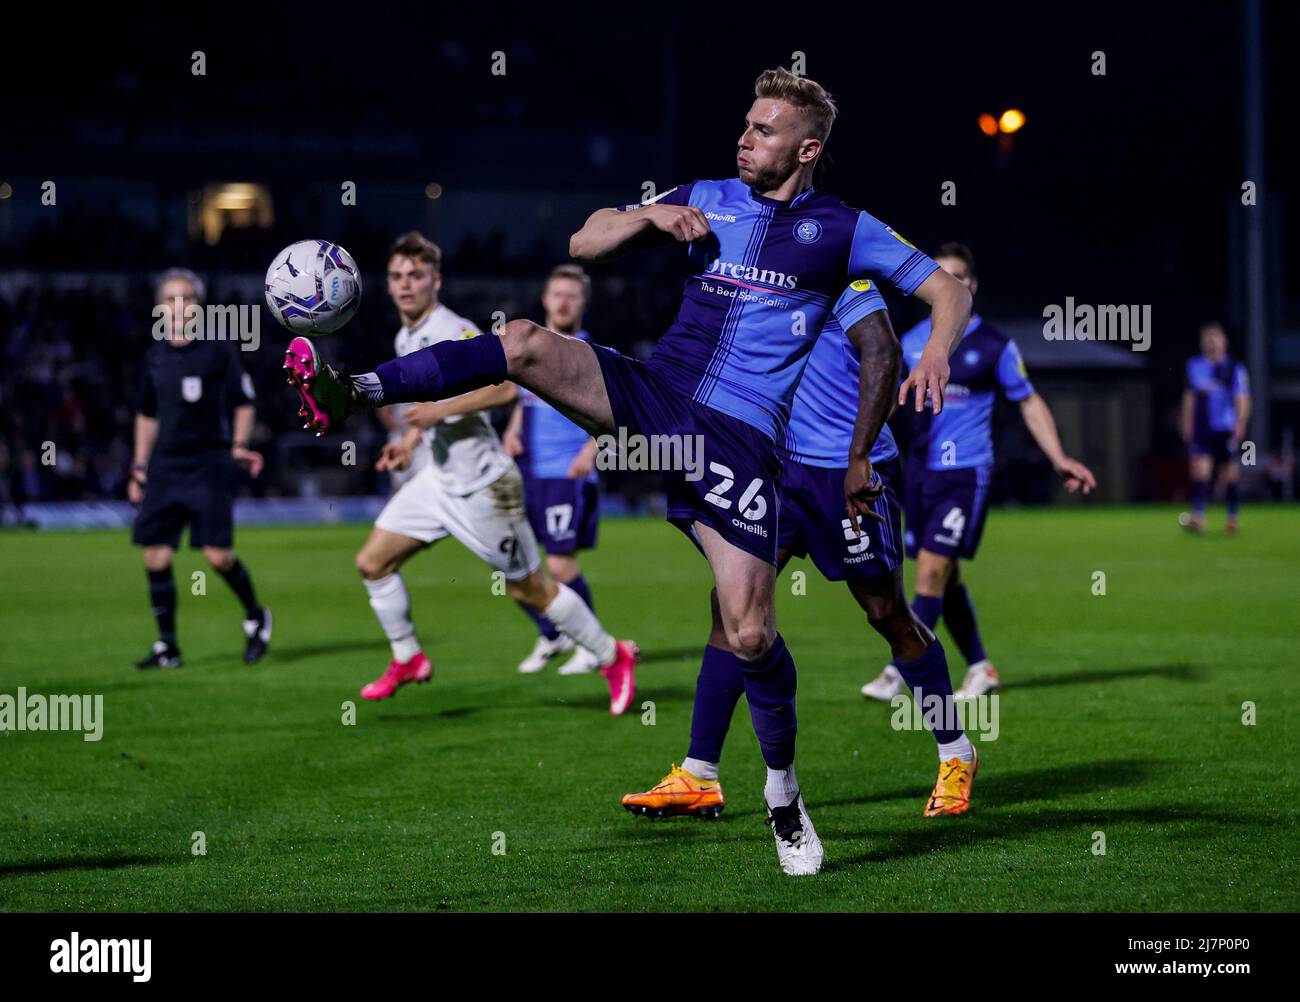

{"left": 5, "top": 2, "right": 1296, "bottom": 321}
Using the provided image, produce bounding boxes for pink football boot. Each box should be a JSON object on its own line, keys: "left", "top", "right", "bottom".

{"left": 361, "top": 652, "right": 434, "bottom": 700}
{"left": 600, "top": 641, "right": 639, "bottom": 716}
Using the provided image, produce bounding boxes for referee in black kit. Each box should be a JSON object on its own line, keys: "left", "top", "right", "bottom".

{"left": 129, "top": 268, "right": 272, "bottom": 668}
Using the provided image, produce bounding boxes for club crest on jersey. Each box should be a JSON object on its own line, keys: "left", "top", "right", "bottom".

{"left": 963, "top": 349, "right": 980, "bottom": 365}
{"left": 181, "top": 376, "right": 202, "bottom": 402}
{"left": 793, "top": 218, "right": 822, "bottom": 244}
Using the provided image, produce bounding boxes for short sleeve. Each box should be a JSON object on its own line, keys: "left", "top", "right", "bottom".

{"left": 996, "top": 339, "right": 1034, "bottom": 401}
{"left": 617, "top": 181, "right": 696, "bottom": 212}
{"left": 138, "top": 361, "right": 158, "bottom": 417}
{"left": 1233, "top": 363, "right": 1250, "bottom": 396}
{"left": 847, "top": 211, "right": 940, "bottom": 296}
{"left": 831, "top": 278, "right": 887, "bottom": 332}
{"left": 225, "top": 347, "right": 255, "bottom": 404}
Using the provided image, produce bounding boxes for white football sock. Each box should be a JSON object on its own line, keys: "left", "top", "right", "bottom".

{"left": 937, "top": 734, "right": 975, "bottom": 762}
{"left": 542, "top": 582, "right": 616, "bottom": 665}
{"left": 764, "top": 764, "right": 800, "bottom": 810}
{"left": 682, "top": 757, "right": 719, "bottom": 782}
{"left": 363, "top": 572, "right": 422, "bottom": 662}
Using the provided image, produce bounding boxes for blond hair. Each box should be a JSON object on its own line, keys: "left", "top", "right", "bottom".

{"left": 754, "top": 67, "right": 838, "bottom": 143}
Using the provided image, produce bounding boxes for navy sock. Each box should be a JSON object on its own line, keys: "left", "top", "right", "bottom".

{"left": 1190, "top": 478, "right": 1210, "bottom": 516}
{"left": 516, "top": 600, "right": 560, "bottom": 640}
{"left": 373, "top": 335, "right": 506, "bottom": 405}
{"left": 894, "top": 639, "right": 963, "bottom": 745}
{"left": 687, "top": 645, "right": 746, "bottom": 764}
{"left": 217, "top": 558, "right": 261, "bottom": 620}
{"left": 147, "top": 568, "right": 177, "bottom": 647}
{"left": 911, "top": 593, "right": 943, "bottom": 630}
{"left": 942, "top": 583, "right": 987, "bottom": 665}
{"left": 566, "top": 573, "right": 595, "bottom": 612}
{"left": 740, "top": 634, "right": 798, "bottom": 770}
{"left": 1225, "top": 483, "right": 1240, "bottom": 518}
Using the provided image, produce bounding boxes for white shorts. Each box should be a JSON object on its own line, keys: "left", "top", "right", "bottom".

{"left": 375, "top": 465, "right": 541, "bottom": 580}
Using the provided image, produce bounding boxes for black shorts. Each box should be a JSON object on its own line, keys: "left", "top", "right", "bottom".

{"left": 132, "top": 455, "right": 236, "bottom": 549}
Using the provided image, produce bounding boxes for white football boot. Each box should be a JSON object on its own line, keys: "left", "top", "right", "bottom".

{"left": 861, "top": 664, "right": 905, "bottom": 701}
{"left": 954, "top": 659, "right": 1001, "bottom": 700}
{"left": 516, "top": 633, "right": 574, "bottom": 674}
{"left": 766, "top": 793, "right": 824, "bottom": 876}
{"left": 556, "top": 645, "right": 601, "bottom": 676}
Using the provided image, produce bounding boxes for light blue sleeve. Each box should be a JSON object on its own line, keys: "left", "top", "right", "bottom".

{"left": 831, "top": 279, "right": 887, "bottom": 331}
{"left": 846, "top": 211, "right": 940, "bottom": 296}
{"left": 996, "top": 339, "right": 1034, "bottom": 401}
{"left": 1233, "top": 363, "right": 1250, "bottom": 396}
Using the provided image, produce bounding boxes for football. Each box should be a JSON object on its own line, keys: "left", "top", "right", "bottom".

{"left": 264, "top": 239, "right": 362, "bottom": 334}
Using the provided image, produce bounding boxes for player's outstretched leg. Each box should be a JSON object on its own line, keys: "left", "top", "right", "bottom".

{"left": 356, "top": 529, "right": 434, "bottom": 700}
{"left": 849, "top": 568, "right": 979, "bottom": 817}
{"left": 204, "top": 547, "right": 272, "bottom": 664}
{"left": 622, "top": 589, "right": 735, "bottom": 819}
{"left": 509, "top": 569, "right": 637, "bottom": 715}
{"left": 135, "top": 545, "right": 183, "bottom": 669}
{"left": 284, "top": 320, "right": 615, "bottom": 436}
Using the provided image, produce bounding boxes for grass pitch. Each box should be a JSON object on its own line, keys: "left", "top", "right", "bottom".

{"left": 1, "top": 506, "right": 1296, "bottom": 911}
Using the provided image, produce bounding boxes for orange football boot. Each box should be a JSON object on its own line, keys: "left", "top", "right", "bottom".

{"left": 621, "top": 764, "right": 725, "bottom": 819}
{"left": 924, "top": 745, "right": 979, "bottom": 817}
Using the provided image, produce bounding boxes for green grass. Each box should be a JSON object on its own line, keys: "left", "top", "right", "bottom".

{"left": 1, "top": 506, "right": 1297, "bottom": 912}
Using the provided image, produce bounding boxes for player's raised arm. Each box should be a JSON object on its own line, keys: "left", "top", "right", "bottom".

{"left": 897, "top": 268, "right": 972, "bottom": 414}
{"left": 842, "top": 309, "right": 902, "bottom": 532}
{"left": 569, "top": 184, "right": 710, "bottom": 262}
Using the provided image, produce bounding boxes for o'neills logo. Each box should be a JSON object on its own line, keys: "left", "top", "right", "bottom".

{"left": 705, "top": 259, "right": 798, "bottom": 290}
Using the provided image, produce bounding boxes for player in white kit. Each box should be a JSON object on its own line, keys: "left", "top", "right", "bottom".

{"left": 354, "top": 232, "right": 637, "bottom": 714}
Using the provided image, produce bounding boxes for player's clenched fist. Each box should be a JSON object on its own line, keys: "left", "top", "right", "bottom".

{"left": 643, "top": 204, "right": 711, "bottom": 244}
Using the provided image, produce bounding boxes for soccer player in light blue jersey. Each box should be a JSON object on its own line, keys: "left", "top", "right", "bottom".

{"left": 1178, "top": 322, "right": 1251, "bottom": 534}
{"left": 861, "top": 244, "right": 1095, "bottom": 703}
{"left": 283, "top": 68, "right": 972, "bottom": 875}
{"left": 504, "top": 265, "right": 605, "bottom": 676}
{"left": 642, "top": 301, "right": 986, "bottom": 819}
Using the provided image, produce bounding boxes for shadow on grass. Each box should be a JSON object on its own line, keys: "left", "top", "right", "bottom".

{"left": 1007, "top": 664, "right": 1201, "bottom": 689}
{"left": 825, "top": 803, "right": 1258, "bottom": 870}
{"left": 726, "top": 758, "right": 1164, "bottom": 821}
{"left": 0, "top": 854, "right": 174, "bottom": 878}
{"left": 267, "top": 639, "right": 391, "bottom": 665}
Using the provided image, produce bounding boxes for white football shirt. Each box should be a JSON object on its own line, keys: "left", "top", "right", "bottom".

{"left": 393, "top": 303, "right": 513, "bottom": 496}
